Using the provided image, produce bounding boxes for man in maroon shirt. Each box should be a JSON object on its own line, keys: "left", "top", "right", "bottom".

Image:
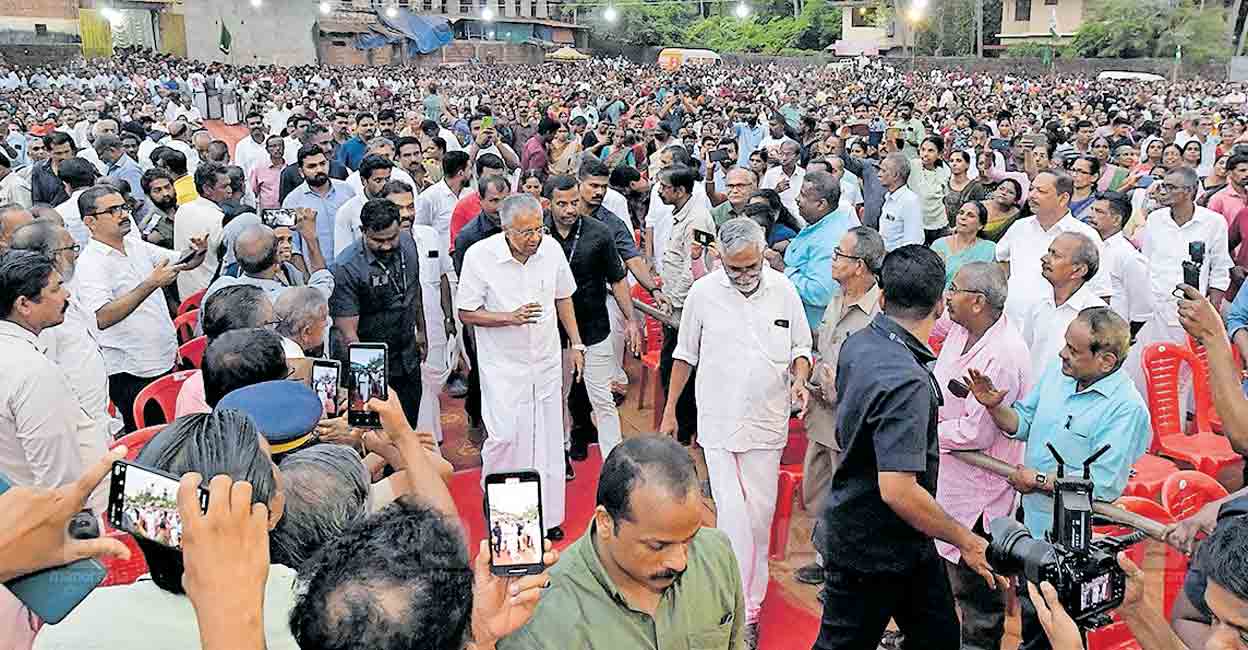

{"left": 521, "top": 117, "right": 560, "bottom": 177}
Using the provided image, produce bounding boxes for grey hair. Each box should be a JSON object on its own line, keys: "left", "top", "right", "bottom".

{"left": 846, "top": 225, "right": 886, "bottom": 276}
{"left": 955, "top": 261, "right": 1008, "bottom": 312}
{"left": 884, "top": 153, "right": 911, "bottom": 183}
{"left": 1078, "top": 306, "right": 1130, "bottom": 371}
{"left": 1059, "top": 231, "right": 1100, "bottom": 281}
{"left": 366, "top": 136, "right": 395, "bottom": 152}
{"left": 93, "top": 134, "right": 122, "bottom": 155}
{"left": 271, "top": 444, "right": 370, "bottom": 569}
{"left": 499, "top": 194, "right": 542, "bottom": 229}
{"left": 718, "top": 217, "right": 766, "bottom": 256}
{"left": 803, "top": 170, "right": 842, "bottom": 211}
{"left": 1169, "top": 165, "right": 1200, "bottom": 191}
{"left": 274, "top": 287, "right": 328, "bottom": 340}
{"left": 9, "top": 220, "right": 60, "bottom": 257}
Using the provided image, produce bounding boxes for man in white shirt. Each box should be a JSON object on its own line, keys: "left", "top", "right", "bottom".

{"left": 343, "top": 137, "right": 417, "bottom": 198}
{"left": 661, "top": 217, "right": 812, "bottom": 644}
{"left": 0, "top": 250, "right": 90, "bottom": 492}
{"left": 644, "top": 145, "right": 708, "bottom": 274}
{"left": 54, "top": 158, "right": 99, "bottom": 246}
{"left": 173, "top": 162, "right": 230, "bottom": 301}
{"left": 878, "top": 153, "right": 924, "bottom": 251}
{"left": 1173, "top": 112, "right": 1220, "bottom": 177}
{"left": 1127, "top": 166, "right": 1233, "bottom": 393}
{"left": 0, "top": 152, "right": 31, "bottom": 208}
{"left": 416, "top": 150, "right": 469, "bottom": 256}
{"left": 233, "top": 112, "right": 271, "bottom": 177}
{"left": 1020, "top": 232, "right": 1108, "bottom": 379}
{"left": 761, "top": 140, "right": 805, "bottom": 221}
{"left": 75, "top": 186, "right": 207, "bottom": 431}
{"left": 12, "top": 221, "right": 117, "bottom": 478}
{"left": 333, "top": 155, "right": 393, "bottom": 259}
{"left": 457, "top": 194, "right": 583, "bottom": 541}
{"left": 1086, "top": 192, "right": 1151, "bottom": 331}
{"left": 997, "top": 170, "right": 1107, "bottom": 324}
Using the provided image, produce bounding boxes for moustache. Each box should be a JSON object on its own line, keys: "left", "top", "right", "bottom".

{"left": 650, "top": 569, "right": 683, "bottom": 581}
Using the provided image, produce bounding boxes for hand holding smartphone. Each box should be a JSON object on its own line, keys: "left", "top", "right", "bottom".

{"left": 261, "top": 208, "right": 298, "bottom": 229}
{"left": 107, "top": 460, "right": 208, "bottom": 551}
{"left": 348, "top": 343, "right": 389, "bottom": 428}
{"left": 484, "top": 471, "right": 546, "bottom": 576}
{"left": 309, "top": 359, "right": 342, "bottom": 418}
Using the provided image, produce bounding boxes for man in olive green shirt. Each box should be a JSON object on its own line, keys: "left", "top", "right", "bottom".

{"left": 499, "top": 436, "right": 748, "bottom": 650}
{"left": 711, "top": 167, "right": 758, "bottom": 228}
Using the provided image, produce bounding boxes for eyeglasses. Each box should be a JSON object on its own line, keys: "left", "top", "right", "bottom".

{"left": 947, "top": 285, "right": 986, "bottom": 297}
{"left": 87, "top": 204, "right": 132, "bottom": 218}
{"left": 1155, "top": 183, "right": 1193, "bottom": 194}
{"left": 510, "top": 225, "right": 550, "bottom": 239}
{"left": 833, "top": 248, "right": 862, "bottom": 261}
{"left": 50, "top": 244, "right": 81, "bottom": 255}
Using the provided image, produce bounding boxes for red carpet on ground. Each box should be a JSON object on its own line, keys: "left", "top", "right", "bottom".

{"left": 447, "top": 444, "right": 821, "bottom": 649}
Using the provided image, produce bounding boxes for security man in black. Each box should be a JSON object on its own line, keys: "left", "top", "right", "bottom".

{"left": 329, "top": 198, "right": 427, "bottom": 426}
{"left": 814, "top": 245, "right": 995, "bottom": 650}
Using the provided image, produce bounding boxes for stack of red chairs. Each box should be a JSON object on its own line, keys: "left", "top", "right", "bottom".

{"left": 631, "top": 284, "right": 666, "bottom": 427}
{"left": 1141, "top": 343, "right": 1241, "bottom": 479}
{"left": 769, "top": 418, "right": 808, "bottom": 561}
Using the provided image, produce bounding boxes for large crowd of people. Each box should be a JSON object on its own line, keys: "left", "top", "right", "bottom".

{"left": 3, "top": 43, "right": 1248, "bottom": 650}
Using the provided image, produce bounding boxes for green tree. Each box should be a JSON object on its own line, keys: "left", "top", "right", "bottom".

{"left": 1071, "top": 0, "right": 1231, "bottom": 63}
{"left": 577, "top": 1, "right": 698, "bottom": 46}
{"left": 680, "top": 0, "right": 841, "bottom": 53}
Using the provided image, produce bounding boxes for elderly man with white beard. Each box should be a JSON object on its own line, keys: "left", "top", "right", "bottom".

{"left": 660, "top": 217, "right": 812, "bottom": 649}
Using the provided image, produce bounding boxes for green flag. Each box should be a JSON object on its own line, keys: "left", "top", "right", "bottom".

{"left": 218, "top": 22, "right": 232, "bottom": 56}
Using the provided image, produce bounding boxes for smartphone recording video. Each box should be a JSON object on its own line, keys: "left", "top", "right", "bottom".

{"left": 261, "top": 208, "right": 298, "bottom": 229}
{"left": 107, "top": 461, "right": 207, "bottom": 550}
{"left": 348, "top": 343, "right": 388, "bottom": 428}
{"left": 485, "top": 471, "right": 545, "bottom": 576}
{"left": 310, "top": 359, "right": 341, "bottom": 418}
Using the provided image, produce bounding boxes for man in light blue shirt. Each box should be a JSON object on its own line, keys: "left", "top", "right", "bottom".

{"left": 878, "top": 154, "right": 924, "bottom": 251}
{"left": 96, "top": 135, "right": 146, "bottom": 205}
{"left": 965, "top": 306, "right": 1149, "bottom": 650}
{"left": 779, "top": 171, "right": 857, "bottom": 331}
{"left": 1223, "top": 285, "right": 1248, "bottom": 392}
{"left": 732, "top": 106, "right": 766, "bottom": 168}
{"left": 965, "top": 306, "right": 1151, "bottom": 536}
{"left": 282, "top": 144, "right": 355, "bottom": 266}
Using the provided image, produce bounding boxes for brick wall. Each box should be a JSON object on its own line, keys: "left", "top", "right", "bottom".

{"left": 0, "top": 0, "right": 77, "bottom": 20}
{"left": 0, "top": 43, "right": 79, "bottom": 66}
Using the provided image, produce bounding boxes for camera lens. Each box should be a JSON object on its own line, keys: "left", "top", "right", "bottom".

{"left": 986, "top": 518, "right": 1058, "bottom": 585}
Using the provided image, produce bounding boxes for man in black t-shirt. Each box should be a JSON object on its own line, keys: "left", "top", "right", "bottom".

{"left": 545, "top": 174, "right": 639, "bottom": 464}
{"left": 815, "top": 245, "right": 995, "bottom": 650}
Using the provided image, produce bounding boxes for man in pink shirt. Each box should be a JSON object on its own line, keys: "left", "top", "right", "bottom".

{"left": 249, "top": 135, "right": 287, "bottom": 210}
{"left": 932, "top": 261, "right": 1032, "bottom": 650}
{"left": 1207, "top": 151, "right": 1248, "bottom": 226}
{"left": 173, "top": 285, "right": 277, "bottom": 416}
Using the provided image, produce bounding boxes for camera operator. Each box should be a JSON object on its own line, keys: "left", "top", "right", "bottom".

{"left": 966, "top": 306, "right": 1151, "bottom": 650}
{"left": 1028, "top": 517, "right": 1248, "bottom": 650}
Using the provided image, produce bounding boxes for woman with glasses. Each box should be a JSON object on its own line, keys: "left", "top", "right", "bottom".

{"left": 932, "top": 201, "right": 996, "bottom": 288}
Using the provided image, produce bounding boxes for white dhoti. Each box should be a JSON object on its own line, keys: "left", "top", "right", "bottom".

{"left": 417, "top": 340, "right": 447, "bottom": 443}
{"left": 703, "top": 447, "right": 782, "bottom": 624}
{"left": 480, "top": 372, "right": 566, "bottom": 527}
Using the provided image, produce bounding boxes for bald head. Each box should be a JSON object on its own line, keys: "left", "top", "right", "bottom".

{"left": 31, "top": 205, "right": 63, "bottom": 227}
{"left": 235, "top": 224, "right": 279, "bottom": 275}
{"left": 0, "top": 204, "right": 34, "bottom": 251}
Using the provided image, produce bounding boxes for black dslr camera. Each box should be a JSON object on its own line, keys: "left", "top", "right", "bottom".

{"left": 987, "top": 444, "right": 1145, "bottom": 628}
{"left": 1183, "top": 241, "right": 1206, "bottom": 291}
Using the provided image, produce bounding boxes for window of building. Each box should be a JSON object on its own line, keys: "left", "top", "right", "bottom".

{"left": 1015, "top": 0, "right": 1031, "bottom": 21}
{"left": 1044, "top": 0, "right": 1057, "bottom": 4}
{"left": 34, "top": 24, "right": 47, "bottom": 36}
{"left": 850, "top": 6, "right": 877, "bottom": 27}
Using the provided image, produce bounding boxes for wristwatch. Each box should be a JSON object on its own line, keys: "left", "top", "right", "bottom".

{"left": 571, "top": 344, "right": 587, "bottom": 352}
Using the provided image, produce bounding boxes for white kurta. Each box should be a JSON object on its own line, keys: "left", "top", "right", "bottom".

{"left": 457, "top": 234, "right": 576, "bottom": 527}
{"left": 413, "top": 224, "right": 452, "bottom": 442}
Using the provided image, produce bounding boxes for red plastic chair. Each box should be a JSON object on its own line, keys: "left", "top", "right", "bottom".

{"left": 769, "top": 418, "right": 808, "bottom": 561}
{"left": 632, "top": 285, "right": 666, "bottom": 427}
{"left": 173, "top": 309, "right": 199, "bottom": 345}
{"left": 177, "top": 288, "right": 206, "bottom": 317}
{"left": 178, "top": 335, "right": 208, "bottom": 369}
{"left": 1187, "top": 335, "right": 1244, "bottom": 435}
{"left": 1141, "top": 343, "right": 1241, "bottom": 478}
{"left": 1123, "top": 452, "right": 1179, "bottom": 500}
{"left": 1162, "top": 470, "right": 1229, "bottom": 521}
{"left": 98, "top": 425, "right": 166, "bottom": 587}
{"left": 1086, "top": 497, "right": 1185, "bottom": 649}
{"left": 132, "top": 370, "right": 198, "bottom": 429}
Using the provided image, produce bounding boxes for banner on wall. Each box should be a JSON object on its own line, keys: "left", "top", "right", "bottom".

{"left": 79, "top": 9, "right": 115, "bottom": 59}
